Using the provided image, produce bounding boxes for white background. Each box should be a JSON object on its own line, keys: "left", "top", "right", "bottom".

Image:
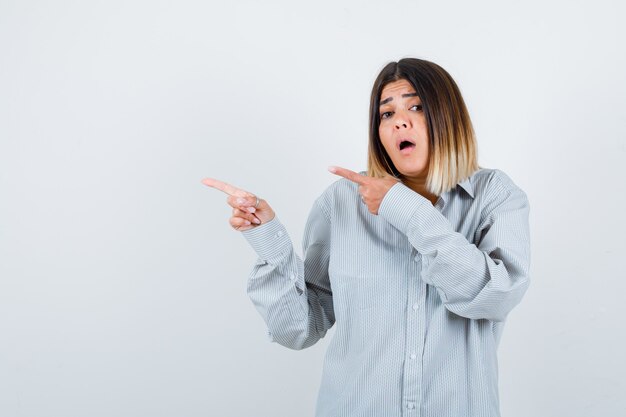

{"left": 1, "top": 1, "right": 625, "bottom": 416}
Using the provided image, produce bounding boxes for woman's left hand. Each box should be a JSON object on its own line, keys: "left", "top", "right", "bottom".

{"left": 329, "top": 166, "right": 400, "bottom": 215}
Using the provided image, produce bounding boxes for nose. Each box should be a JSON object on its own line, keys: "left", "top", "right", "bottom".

{"left": 394, "top": 114, "right": 410, "bottom": 130}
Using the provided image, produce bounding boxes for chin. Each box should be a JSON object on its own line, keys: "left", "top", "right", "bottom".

{"left": 395, "top": 164, "right": 428, "bottom": 179}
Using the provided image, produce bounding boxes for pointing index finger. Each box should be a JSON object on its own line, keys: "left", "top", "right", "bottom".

{"left": 328, "top": 166, "right": 368, "bottom": 185}
{"left": 201, "top": 178, "right": 252, "bottom": 197}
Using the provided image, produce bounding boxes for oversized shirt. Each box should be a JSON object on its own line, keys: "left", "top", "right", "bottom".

{"left": 241, "top": 168, "right": 531, "bottom": 417}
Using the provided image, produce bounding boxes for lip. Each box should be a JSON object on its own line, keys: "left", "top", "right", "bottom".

{"left": 396, "top": 137, "right": 416, "bottom": 149}
{"left": 396, "top": 137, "right": 416, "bottom": 152}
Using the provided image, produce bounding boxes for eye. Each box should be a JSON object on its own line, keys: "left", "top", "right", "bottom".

{"left": 410, "top": 104, "right": 423, "bottom": 111}
{"left": 381, "top": 111, "right": 393, "bottom": 119}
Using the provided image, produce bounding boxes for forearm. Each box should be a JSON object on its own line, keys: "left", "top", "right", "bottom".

{"left": 243, "top": 217, "right": 333, "bottom": 349}
{"left": 379, "top": 182, "right": 530, "bottom": 321}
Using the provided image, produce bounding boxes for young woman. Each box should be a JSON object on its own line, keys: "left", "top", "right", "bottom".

{"left": 203, "top": 58, "right": 531, "bottom": 417}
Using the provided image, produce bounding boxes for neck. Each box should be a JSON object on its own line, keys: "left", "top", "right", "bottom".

{"left": 402, "top": 176, "right": 439, "bottom": 205}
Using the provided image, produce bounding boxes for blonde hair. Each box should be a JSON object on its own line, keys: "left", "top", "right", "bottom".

{"left": 367, "top": 58, "right": 479, "bottom": 196}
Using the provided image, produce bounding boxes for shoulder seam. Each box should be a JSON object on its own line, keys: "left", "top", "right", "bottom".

{"left": 315, "top": 194, "right": 332, "bottom": 222}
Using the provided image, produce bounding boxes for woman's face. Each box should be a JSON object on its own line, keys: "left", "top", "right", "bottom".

{"left": 378, "top": 79, "right": 430, "bottom": 179}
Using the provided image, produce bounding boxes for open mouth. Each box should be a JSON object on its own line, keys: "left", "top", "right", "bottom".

{"left": 398, "top": 139, "right": 416, "bottom": 151}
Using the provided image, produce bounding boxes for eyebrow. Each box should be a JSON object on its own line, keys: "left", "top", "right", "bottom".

{"left": 379, "top": 93, "right": 419, "bottom": 106}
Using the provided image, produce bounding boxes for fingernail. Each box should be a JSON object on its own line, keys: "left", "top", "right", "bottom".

{"left": 328, "top": 166, "right": 337, "bottom": 173}
{"left": 253, "top": 218, "right": 261, "bottom": 224}
{"left": 244, "top": 220, "right": 251, "bottom": 226}
{"left": 246, "top": 207, "right": 256, "bottom": 213}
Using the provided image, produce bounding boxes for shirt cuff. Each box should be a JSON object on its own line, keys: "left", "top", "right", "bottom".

{"left": 378, "top": 182, "right": 430, "bottom": 234}
{"left": 241, "top": 216, "right": 292, "bottom": 261}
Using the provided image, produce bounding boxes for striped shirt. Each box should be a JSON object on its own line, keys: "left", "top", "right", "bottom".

{"left": 242, "top": 167, "right": 531, "bottom": 417}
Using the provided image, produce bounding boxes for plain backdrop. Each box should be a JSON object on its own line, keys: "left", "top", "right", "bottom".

{"left": 1, "top": 0, "right": 625, "bottom": 416}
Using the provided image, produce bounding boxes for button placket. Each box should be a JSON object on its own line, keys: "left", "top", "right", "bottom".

{"left": 402, "top": 254, "right": 421, "bottom": 415}
{"left": 413, "top": 279, "right": 428, "bottom": 411}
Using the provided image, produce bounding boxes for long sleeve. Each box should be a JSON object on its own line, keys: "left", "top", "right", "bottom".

{"left": 378, "top": 170, "right": 531, "bottom": 322}
{"left": 241, "top": 198, "right": 335, "bottom": 350}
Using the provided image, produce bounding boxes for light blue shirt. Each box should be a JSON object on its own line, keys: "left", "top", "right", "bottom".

{"left": 242, "top": 168, "right": 531, "bottom": 417}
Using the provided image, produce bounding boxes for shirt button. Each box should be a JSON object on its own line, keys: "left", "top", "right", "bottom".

{"left": 410, "top": 353, "right": 416, "bottom": 360}
{"left": 412, "top": 303, "right": 419, "bottom": 310}
{"left": 289, "top": 273, "right": 296, "bottom": 281}
{"left": 407, "top": 402, "right": 415, "bottom": 410}
{"left": 276, "top": 230, "right": 284, "bottom": 237}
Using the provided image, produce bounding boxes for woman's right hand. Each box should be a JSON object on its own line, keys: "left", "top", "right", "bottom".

{"left": 201, "top": 178, "right": 275, "bottom": 232}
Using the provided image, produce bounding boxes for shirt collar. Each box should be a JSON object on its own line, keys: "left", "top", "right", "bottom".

{"left": 457, "top": 177, "right": 475, "bottom": 198}
{"left": 437, "top": 176, "right": 475, "bottom": 209}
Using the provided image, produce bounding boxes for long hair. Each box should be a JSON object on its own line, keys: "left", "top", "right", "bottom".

{"left": 367, "top": 58, "right": 479, "bottom": 195}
